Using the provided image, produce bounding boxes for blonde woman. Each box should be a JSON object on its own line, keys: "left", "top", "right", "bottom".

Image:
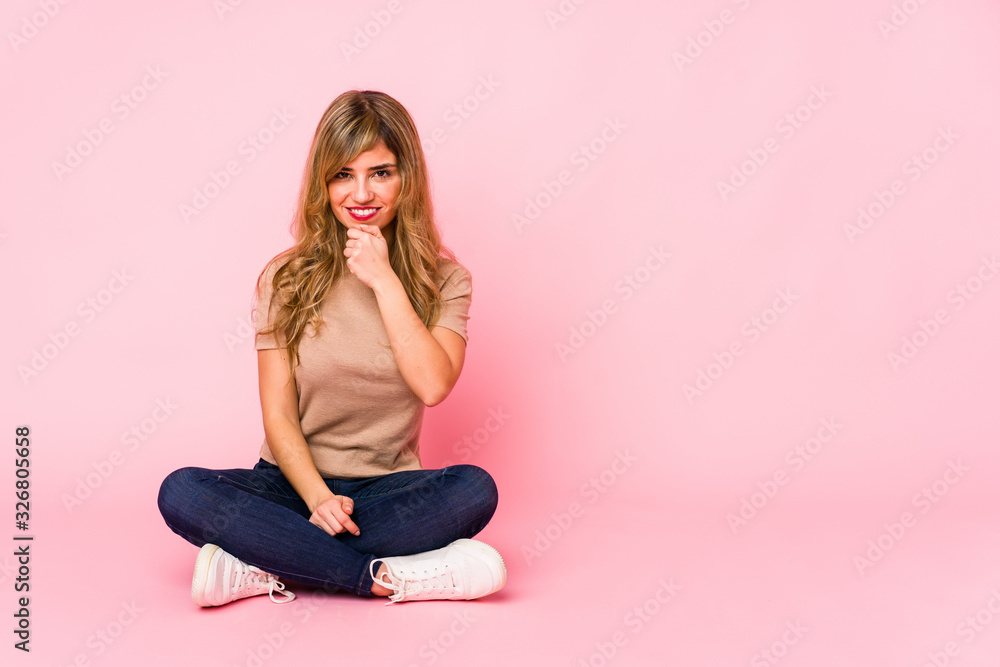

{"left": 157, "top": 91, "right": 505, "bottom": 605}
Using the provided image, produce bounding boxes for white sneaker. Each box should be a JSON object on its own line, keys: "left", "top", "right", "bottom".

{"left": 191, "top": 543, "right": 295, "bottom": 607}
{"left": 371, "top": 538, "right": 506, "bottom": 604}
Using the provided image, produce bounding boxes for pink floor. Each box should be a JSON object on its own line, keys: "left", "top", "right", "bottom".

{"left": 23, "top": 487, "right": 1000, "bottom": 666}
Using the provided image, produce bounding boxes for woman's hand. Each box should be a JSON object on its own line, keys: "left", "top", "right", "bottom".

{"left": 344, "top": 225, "right": 393, "bottom": 290}
{"left": 309, "top": 494, "right": 361, "bottom": 537}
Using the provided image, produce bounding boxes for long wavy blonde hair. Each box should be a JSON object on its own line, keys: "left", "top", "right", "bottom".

{"left": 254, "top": 90, "right": 454, "bottom": 380}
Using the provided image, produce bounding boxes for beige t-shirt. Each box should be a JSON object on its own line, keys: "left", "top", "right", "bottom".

{"left": 253, "top": 255, "right": 472, "bottom": 479}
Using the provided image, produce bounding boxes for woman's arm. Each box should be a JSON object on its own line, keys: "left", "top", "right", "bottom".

{"left": 371, "top": 278, "right": 466, "bottom": 407}
{"left": 344, "top": 225, "right": 466, "bottom": 406}
{"left": 257, "top": 347, "right": 360, "bottom": 536}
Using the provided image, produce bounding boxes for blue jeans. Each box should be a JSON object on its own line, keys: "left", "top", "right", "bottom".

{"left": 157, "top": 460, "right": 498, "bottom": 597}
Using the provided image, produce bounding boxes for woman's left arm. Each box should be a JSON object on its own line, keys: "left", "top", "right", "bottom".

{"left": 345, "top": 225, "right": 466, "bottom": 406}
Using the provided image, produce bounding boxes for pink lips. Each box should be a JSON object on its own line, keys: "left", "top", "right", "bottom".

{"left": 347, "top": 207, "right": 379, "bottom": 222}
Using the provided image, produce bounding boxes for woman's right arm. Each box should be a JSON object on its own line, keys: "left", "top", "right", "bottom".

{"left": 258, "top": 347, "right": 360, "bottom": 536}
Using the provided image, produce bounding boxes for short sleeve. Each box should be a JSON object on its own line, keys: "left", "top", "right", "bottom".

{"left": 253, "top": 258, "right": 289, "bottom": 350}
{"left": 433, "top": 259, "right": 473, "bottom": 342}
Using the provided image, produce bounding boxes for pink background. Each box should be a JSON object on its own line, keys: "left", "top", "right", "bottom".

{"left": 3, "top": 0, "right": 1000, "bottom": 665}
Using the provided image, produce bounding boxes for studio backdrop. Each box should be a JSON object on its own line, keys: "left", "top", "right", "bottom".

{"left": 3, "top": 1, "right": 1000, "bottom": 665}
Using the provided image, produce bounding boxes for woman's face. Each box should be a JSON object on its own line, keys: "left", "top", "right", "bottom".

{"left": 327, "top": 141, "right": 402, "bottom": 233}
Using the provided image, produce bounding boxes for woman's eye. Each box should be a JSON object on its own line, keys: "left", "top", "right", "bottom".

{"left": 374, "top": 170, "right": 392, "bottom": 179}
{"left": 333, "top": 172, "right": 350, "bottom": 180}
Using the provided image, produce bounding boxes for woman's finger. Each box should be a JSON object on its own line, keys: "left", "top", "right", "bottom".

{"left": 330, "top": 498, "right": 360, "bottom": 536}
{"left": 332, "top": 507, "right": 360, "bottom": 536}
{"left": 310, "top": 514, "right": 343, "bottom": 536}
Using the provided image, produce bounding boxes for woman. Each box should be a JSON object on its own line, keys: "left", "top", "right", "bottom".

{"left": 157, "top": 90, "right": 505, "bottom": 606}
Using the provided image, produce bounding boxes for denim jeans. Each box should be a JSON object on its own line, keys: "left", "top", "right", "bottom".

{"left": 157, "top": 460, "right": 498, "bottom": 597}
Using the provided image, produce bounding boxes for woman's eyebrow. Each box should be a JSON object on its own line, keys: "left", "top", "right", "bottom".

{"left": 339, "top": 163, "right": 397, "bottom": 172}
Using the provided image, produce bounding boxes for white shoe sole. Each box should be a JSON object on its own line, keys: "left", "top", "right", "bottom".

{"left": 192, "top": 543, "right": 221, "bottom": 607}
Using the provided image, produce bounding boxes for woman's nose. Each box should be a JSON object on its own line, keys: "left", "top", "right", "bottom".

{"left": 353, "top": 180, "right": 373, "bottom": 202}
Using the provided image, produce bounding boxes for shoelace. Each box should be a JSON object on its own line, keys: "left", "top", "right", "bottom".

{"left": 229, "top": 561, "right": 296, "bottom": 604}
{"left": 265, "top": 579, "right": 296, "bottom": 604}
{"left": 372, "top": 561, "right": 456, "bottom": 604}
